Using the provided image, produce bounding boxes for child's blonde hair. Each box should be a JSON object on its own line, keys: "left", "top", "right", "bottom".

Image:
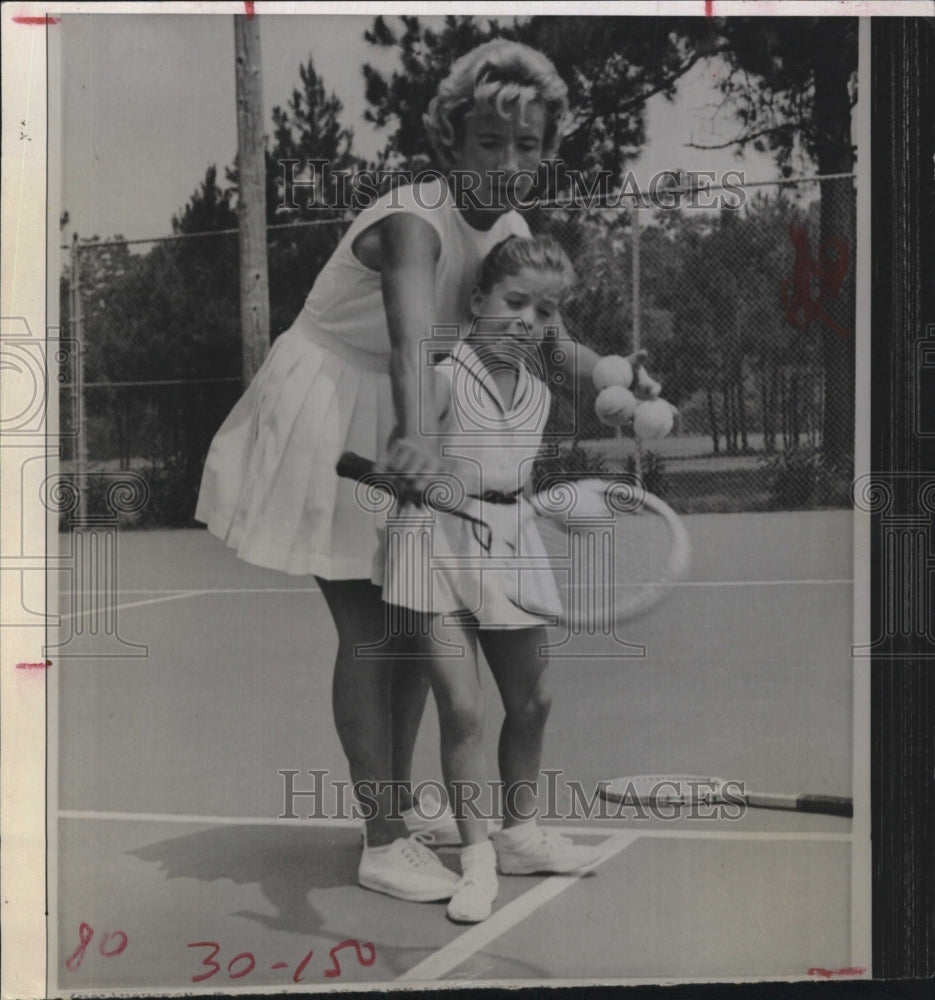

{"left": 424, "top": 40, "right": 569, "bottom": 168}
{"left": 477, "top": 235, "right": 576, "bottom": 299}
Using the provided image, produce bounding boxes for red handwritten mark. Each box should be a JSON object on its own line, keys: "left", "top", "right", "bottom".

{"left": 705, "top": 1, "right": 714, "bottom": 16}
{"left": 13, "top": 15, "right": 59, "bottom": 24}
{"left": 65, "top": 923, "right": 95, "bottom": 971}
{"left": 99, "top": 931, "right": 128, "bottom": 957}
{"left": 324, "top": 939, "right": 376, "bottom": 978}
{"left": 227, "top": 952, "right": 256, "bottom": 979}
{"left": 270, "top": 962, "right": 288, "bottom": 970}
{"left": 244, "top": 1, "right": 255, "bottom": 18}
{"left": 808, "top": 967, "right": 866, "bottom": 978}
{"left": 188, "top": 942, "right": 222, "bottom": 983}
{"left": 293, "top": 947, "right": 314, "bottom": 983}
{"left": 65, "top": 923, "right": 129, "bottom": 972}
{"left": 17, "top": 659, "right": 52, "bottom": 670}
{"left": 781, "top": 222, "right": 851, "bottom": 340}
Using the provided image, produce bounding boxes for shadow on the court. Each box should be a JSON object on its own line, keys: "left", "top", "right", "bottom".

{"left": 129, "top": 825, "right": 362, "bottom": 934}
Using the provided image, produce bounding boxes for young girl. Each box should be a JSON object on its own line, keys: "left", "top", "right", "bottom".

{"left": 376, "top": 235, "right": 603, "bottom": 924}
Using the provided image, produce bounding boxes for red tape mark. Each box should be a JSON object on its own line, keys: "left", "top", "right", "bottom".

{"left": 244, "top": 1, "right": 255, "bottom": 19}
{"left": 17, "top": 659, "right": 52, "bottom": 670}
{"left": 13, "top": 15, "right": 60, "bottom": 24}
{"left": 704, "top": 1, "right": 714, "bottom": 15}
{"left": 808, "top": 967, "right": 866, "bottom": 978}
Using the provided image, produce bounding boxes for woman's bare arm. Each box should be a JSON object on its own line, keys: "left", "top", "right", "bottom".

{"left": 547, "top": 314, "right": 661, "bottom": 396}
{"left": 377, "top": 213, "right": 449, "bottom": 487}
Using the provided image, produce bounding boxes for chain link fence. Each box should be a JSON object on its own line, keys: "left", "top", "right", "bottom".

{"left": 60, "top": 175, "right": 856, "bottom": 526}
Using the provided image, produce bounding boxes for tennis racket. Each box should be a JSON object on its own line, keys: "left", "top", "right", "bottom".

{"left": 597, "top": 774, "right": 852, "bottom": 818}
{"left": 336, "top": 451, "right": 690, "bottom": 630}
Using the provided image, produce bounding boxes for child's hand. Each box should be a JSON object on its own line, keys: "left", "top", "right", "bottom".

{"left": 627, "top": 349, "right": 662, "bottom": 400}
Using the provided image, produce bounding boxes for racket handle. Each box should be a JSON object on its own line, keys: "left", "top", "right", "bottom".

{"left": 744, "top": 792, "right": 853, "bottom": 818}
{"left": 795, "top": 794, "right": 853, "bottom": 818}
{"left": 336, "top": 451, "right": 376, "bottom": 482}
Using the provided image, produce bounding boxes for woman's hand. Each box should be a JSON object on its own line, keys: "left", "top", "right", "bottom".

{"left": 379, "top": 435, "right": 451, "bottom": 504}
{"left": 627, "top": 349, "right": 662, "bottom": 400}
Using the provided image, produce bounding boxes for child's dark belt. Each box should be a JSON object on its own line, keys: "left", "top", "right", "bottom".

{"left": 463, "top": 488, "right": 523, "bottom": 551}
{"left": 470, "top": 488, "right": 522, "bottom": 505}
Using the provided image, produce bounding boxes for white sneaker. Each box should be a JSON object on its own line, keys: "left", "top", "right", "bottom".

{"left": 447, "top": 844, "right": 498, "bottom": 923}
{"left": 447, "top": 870, "right": 499, "bottom": 923}
{"left": 493, "top": 826, "right": 602, "bottom": 876}
{"left": 358, "top": 837, "right": 460, "bottom": 902}
{"left": 403, "top": 788, "right": 462, "bottom": 847}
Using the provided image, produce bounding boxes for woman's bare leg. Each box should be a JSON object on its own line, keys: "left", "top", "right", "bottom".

{"left": 317, "top": 577, "right": 409, "bottom": 847}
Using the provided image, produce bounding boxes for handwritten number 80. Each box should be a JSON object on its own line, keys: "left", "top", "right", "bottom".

{"left": 65, "top": 923, "right": 129, "bottom": 971}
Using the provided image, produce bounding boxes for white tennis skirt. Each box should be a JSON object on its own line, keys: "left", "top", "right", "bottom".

{"left": 373, "top": 497, "right": 563, "bottom": 630}
{"left": 195, "top": 323, "right": 394, "bottom": 578}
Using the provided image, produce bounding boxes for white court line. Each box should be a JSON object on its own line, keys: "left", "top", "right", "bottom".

{"left": 58, "top": 588, "right": 322, "bottom": 595}
{"left": 57, "top": 590, "right": 201, "bottom": 622}
{"left": 58, "top": 809, "right": 358, "bottom": 828}
{"left": 57, "top": 582, "right": 848, "bottom": 596}
{"left": 510, "top": 825, "right": 851, "bottom": 842}
{"left": 56, "top": 811, "right": 851, "bottom": 843}
{"left": 51, "top": 579, "right": 847, "bottom": 624}
{"left": 672, "top": 578, "right": 851, "bottom": 587}
{"left": 397, "top": 832, "right": 639, "bottom": 982}
{"left": 54, "top": 587, "right": 323, "bottom": 623}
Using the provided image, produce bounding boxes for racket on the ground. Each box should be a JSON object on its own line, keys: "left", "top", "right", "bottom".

{"left": 336, "top": 451, "right": 690, "bottom": 630}
{"left": 597, "top": 774, "right": 852, "bottom": 818}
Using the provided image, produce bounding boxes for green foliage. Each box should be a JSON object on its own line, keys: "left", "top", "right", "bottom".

{"left": 763, "top": 444, "right": 853, "bottom": 509}
{"left": 625, "top": 449, "right": 668, "bottom": 498}
{"left": 709, "top": 18, "right": 858, "bottom": 174}
{"left": 362, "top": 14, "right": 716, "bottom": 183}
{"left": 531, "top": 443, "right": 609, "bottom": 492}
{"left": 172, "top": 165, "right": 237, "bottom": 234}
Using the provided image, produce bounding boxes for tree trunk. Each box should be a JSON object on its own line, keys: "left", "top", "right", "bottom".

{"left": 707, "top": 385, "right": 720, "bottom": 454}
{"left": 736, "top": 366, "right": 748, "bottom": 452}
{"left": 722, "top": 379, "right": 735, "bottom": 453}
{"left": 813, "top": 19, "right": 857, "bottom": 465}
{"left": 790, "top": 372, "right": 800, "bottom": 447}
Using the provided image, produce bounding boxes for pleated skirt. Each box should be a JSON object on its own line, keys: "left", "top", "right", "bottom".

{"left": 195, "top": 323, "right": 394, "bottom": 578}
{"left": 374, "top": 498, "right": 564, "bottom": 629}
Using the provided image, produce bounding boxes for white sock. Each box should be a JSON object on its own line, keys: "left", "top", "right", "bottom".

{"left": 499, "top": 820, "right": 538, "bottom": 846}
{"left": 363, "top": 838, "right": 400, "bottom": 854}
{"left": 461, "top": 840, "right": 495, "bottom": 868}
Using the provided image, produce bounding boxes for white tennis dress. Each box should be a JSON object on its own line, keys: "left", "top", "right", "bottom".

{"left": 375, "top": 340, "right": 563, "bottom": 629}
{"left": 195, "top": 179, "right": 529, "bottom": 578}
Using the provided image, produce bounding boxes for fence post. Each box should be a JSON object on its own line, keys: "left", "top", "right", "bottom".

{"left": 70, "top": 234, "right": 88, "bottom": 519}
{"left": 631, "top": 203, "right": 643, "bottom": 479}
{"left": 631, "top": 204, "right": 641, "bottom": 354}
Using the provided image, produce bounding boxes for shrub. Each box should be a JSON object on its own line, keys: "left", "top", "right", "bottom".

{"left": 763, "top": 445, "right": 853, "bottom": 509}
{"left": 625, "top": 449, "right": 668, "bottom": 498}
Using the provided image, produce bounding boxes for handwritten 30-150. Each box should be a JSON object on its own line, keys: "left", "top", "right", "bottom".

{"left": 65, "top": 922, "right": 377, "bottom": 983}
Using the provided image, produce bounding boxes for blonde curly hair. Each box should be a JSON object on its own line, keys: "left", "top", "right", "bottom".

{"left": 423, "top": 40, "right": 569, "bottom": 168}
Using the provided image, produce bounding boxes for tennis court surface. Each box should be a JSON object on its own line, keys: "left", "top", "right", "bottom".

{"left": 51, "top": 509, "right": 860, "bottom": 990}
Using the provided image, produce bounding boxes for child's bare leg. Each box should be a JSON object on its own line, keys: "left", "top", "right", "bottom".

{"left": 479, "top": 627, "right": 552, "bottom": 828}
{"left": 416, "top": 615, "right": 489, "bottom": 848}
{"left": 482, "top": 626, "right": 600, "bottom": 877}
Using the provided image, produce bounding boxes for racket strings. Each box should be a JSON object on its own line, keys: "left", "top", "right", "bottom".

{"left": 533, "top": 500, "right": 680, "bottom": 628}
